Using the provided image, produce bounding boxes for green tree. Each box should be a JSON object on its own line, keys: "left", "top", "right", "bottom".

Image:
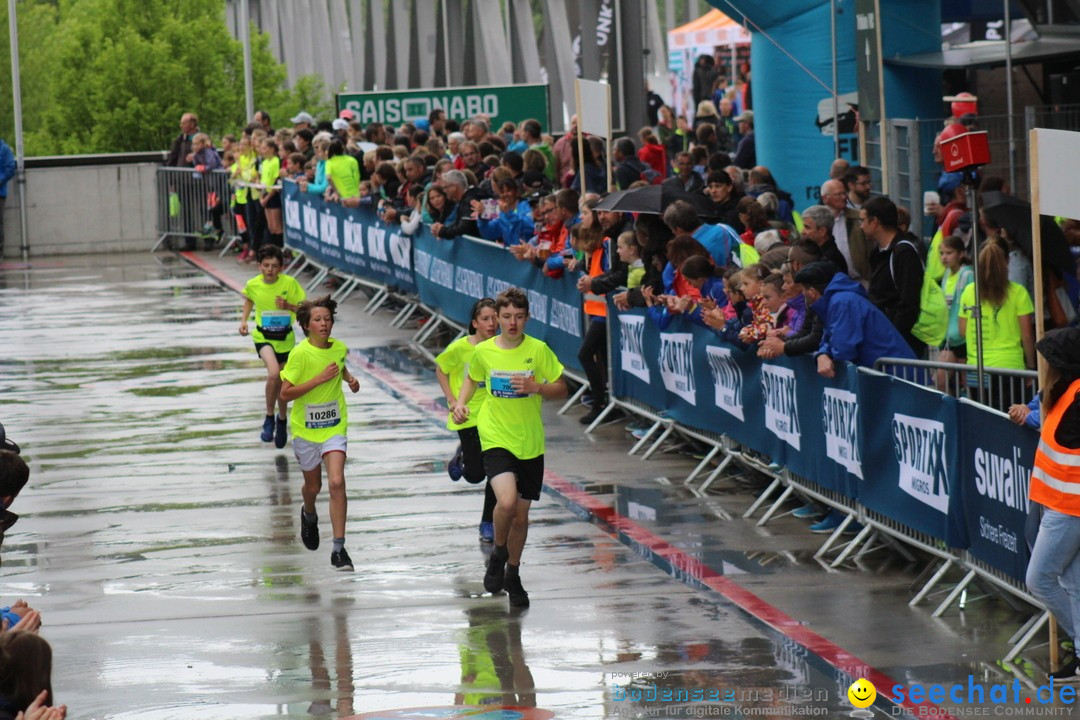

{"left": 0, "top": 0, "right": 330, "bottom": 155}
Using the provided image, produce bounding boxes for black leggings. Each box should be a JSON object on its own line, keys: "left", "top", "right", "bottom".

{"left": 577, "top": 318, "right": 608, "bottom": 404}
{"left": 458, "top": 426, "right": 497, "bottom": 523}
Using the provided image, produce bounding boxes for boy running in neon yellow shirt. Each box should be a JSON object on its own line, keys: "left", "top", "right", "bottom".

{"left": 239, "top": 245, "right": 306, "bottom": 448}
{"left": 280, "top": 296, "right": 360, "bottom": 571}
{"left": 452, "top": 288, "right": 567, "bottom": 607}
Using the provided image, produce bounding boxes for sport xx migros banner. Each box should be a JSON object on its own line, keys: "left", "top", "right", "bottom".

{"left": 338, "top": 84, "right": 551, "bottom": 133}
{"left": 411, "top": 232, "right": 583, "bottom": 373}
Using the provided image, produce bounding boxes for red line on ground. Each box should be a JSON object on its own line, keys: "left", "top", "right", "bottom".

{"left": 179, "top": 251, "right": 245, "bottom": 293}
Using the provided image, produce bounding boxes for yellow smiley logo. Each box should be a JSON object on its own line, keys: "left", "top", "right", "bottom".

{"left": 848, "top": 678, "right": 876, "bottom": 709}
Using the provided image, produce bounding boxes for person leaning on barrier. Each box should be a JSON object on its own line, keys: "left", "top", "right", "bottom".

{"left": 794, "top": 260, "right": 916, "bottom": 379}
{"left": 1025, "top": 327, "right": 1080, "bottom": 684}
{"left": 758, "top": 242, "right": 826, "bottom": 359}
{"left": 430, "top": 170, "right": 485, "bottom": 240}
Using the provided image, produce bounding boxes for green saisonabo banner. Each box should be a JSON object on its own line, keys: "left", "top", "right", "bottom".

{"left": 337, "top": 84, "right": 550, "bottom": 132}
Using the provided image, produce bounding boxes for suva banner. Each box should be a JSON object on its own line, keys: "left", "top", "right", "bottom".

{"left": 338, "top": 84, "right": 550, "bottom": 132}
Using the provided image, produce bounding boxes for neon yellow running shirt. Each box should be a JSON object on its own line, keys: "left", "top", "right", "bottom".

{"left": 243, "top": 273, "right": 306, "bottom": 353}
{"left": 435, "top": 336, "right": 489, "bottom": 431}
{"left": 280, "top": 338, "right": 349, "bottom": 443}
{"left": 468, "top": 335, "right": 564, "bottom": 460}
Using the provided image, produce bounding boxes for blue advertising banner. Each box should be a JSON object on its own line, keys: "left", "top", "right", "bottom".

{"left": 956, "top": 399, "right": 1037, "bottom": 583}
{"left": 789, "top": 360, "right": 862, "bottom": 500}
{"left": 857, "top": 373, "right": 965, "bottom": 545}
{"left": 282, "top": 181, "right": 417, "bottom": 293}
{"left": 610, "top": 308, "right": 669, "bottom": 412}
{"left": 411, "top": 232, "right": 585, "bottom": 373}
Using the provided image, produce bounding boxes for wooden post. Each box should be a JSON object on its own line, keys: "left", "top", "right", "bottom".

{"left": 1029, "top": 127, "right": 1057, "bottom": 670}
{"left": 575, "top": 78, "right": 588, "bottom": 196}
{"left": 606, "top": 81, "right": 614, "bottom": 193}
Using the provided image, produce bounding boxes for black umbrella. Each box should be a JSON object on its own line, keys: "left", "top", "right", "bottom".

{"left": 593, "top": 183, "right": 719, "bottom": 220}
{"left": 981, "top": 191, "right": 1076, "bottom": 277}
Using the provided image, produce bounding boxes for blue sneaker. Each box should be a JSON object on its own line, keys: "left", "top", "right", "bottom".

{"left": 792, "top": 504, "right": 823, "bottom": 519}
{"left": 580, "top": 393, "right": 593, "bottom": 407}
{"left": 260, "top": 415, "right": 274, "bottom": 442}
{"left": 447, "top": 444, "right": 464, "bottom": 481}
{"left": 810, "top": 510, "right": 844, "bottom": 534}
{"left": 479, "top": 521, "right": 494, "bottom": 543}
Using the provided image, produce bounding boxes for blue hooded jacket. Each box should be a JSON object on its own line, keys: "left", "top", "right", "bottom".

{"left": 812, "top": 272, "right": 916, "bottom": 367}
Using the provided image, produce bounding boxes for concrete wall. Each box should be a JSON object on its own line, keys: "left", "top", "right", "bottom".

{"left": 3, "top": 160, "right": 161, "bottom": 258}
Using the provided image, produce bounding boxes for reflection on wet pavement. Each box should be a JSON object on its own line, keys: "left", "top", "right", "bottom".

{"left": 0, "top": 254, "right": 1048, "bottom": 719}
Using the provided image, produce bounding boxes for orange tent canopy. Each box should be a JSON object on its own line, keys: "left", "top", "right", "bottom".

{"left": 668, "top": 8, "right": 751, "bottom": 49}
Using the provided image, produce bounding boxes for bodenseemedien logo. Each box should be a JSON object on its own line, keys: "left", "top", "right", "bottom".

{"left": 890, "top": 677, "right": 1079, "bottom": 714}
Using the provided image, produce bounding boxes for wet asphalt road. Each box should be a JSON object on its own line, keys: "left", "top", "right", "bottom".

{"left": 0, "top": 253, "right": 1047, "bottom": 719}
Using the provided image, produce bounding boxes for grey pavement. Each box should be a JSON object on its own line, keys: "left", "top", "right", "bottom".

{"left": 0, "top": 252, "right": 1061, "bottom": 719}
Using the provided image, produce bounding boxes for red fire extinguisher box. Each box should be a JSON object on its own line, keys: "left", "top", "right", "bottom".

{"left": 941, "top": 130, "right": 991, "bottom": 172}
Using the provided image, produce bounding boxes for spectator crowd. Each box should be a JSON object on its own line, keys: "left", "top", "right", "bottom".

{"left": 164, "top": 95, "right": 1072, "bottom": 449}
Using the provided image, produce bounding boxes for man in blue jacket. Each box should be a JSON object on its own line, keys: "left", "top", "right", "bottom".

{"left": 794, "top": 261, "right": 915, "bottom": 378}
{"left": 0, "top": 138, "right": 15, "bottom": 259}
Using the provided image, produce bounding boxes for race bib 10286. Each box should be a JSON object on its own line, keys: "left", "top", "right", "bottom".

{"left": 305, "top": 400, "right": 341, "bottom": 429}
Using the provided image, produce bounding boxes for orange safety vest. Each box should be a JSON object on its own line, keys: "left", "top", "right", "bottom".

{"left": 583, "top": 243, "right": 607, "bottom": 318}
{"left": 1030, "top": 378, "right": 1080, "bottom": 516}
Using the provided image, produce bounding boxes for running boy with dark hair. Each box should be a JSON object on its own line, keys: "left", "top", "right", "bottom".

{"left": 280, "top": 295, "right": 360, "bottom": 571}
{"left": 451, "top": 288, "right": 568, "bottom": 607}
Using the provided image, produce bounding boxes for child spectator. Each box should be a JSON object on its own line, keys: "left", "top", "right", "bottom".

{"left": 679, "top": 255, "right": 728, "bottom": 326}
{"left": 939, "top": 234, "right": 975, "bottom": 365}
{"left": 286, "top": 152, "right": 306, "bottom": 180}
{"left": 958, "top": 238, "right": 1036, "bottom": 411}
{"left": 475, "top": 179, "right": 534, "bottom": 246}
{"left": 738, "top": 264, "right": 773, "bottom": 346}
{"left": 399, "top": 185, "right": 426, "bottom": 236}
{"left": 760, "top": 272, "right": 788, "bottom": 327}
{"left": 777, "top": 264, "right": 807, "bottom": 335}
{"left": 617, "top": 231, "right": 645, "bottom": 289}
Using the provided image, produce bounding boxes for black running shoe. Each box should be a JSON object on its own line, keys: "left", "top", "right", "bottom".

{"left": 484, "top": 546, "right": 508, "bottom": 593}
{"left": 300, "top": 509, "right": 319, "bottom": 551}
{"left": 274, "top": 416, "right": 287, "bottom": 449}
{"left": 331, "top": 548, "right": 353, "bottom": 571}
{"left": 1050, "top": 660, "right": 1080, "bottom": 683}
{"left": 504, "top": 570, "right": 530, "bottom": 607}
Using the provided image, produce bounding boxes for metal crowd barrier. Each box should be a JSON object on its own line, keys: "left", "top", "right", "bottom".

{"left": 875, "top": 356, "right": 1037, "bottom": 413}
{"left": 592, "top": 316, "right": 1051, "bottom": 684}
{"left": 151, "top": 167, "right": 241, "bottom": 254}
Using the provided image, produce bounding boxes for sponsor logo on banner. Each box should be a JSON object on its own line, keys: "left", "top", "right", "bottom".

{"left": 658, "top": 333, "right": 695, "bottom": 405}
{"left": 486, "top": 276, "right": 512, "bottom": 300}
{"left": 454, "top": 265, "right": 484, "bottom": 298}
{"left": 619, "top": 315, "right": 650, "bottom": 384}
{"left": 429, "top": 257, "right": 455, "bottom": 290}
{"left": 343, "top": 217, "right": 364, "bottom": 255}
{"left": 705, "top": 346, "right": 743, "bottom": 421}
{"left": 366, "top": 225, "right": 388, "bottom": 262}
{"left": 389, "top": 233, "right": 410, "bottom": 270}
{"left": 822, "top": 388, "right": 861, "bottom": 478}
{"left": 413, "top": 249, "right": 432, "bottom": 280}
{"left": 303, "top": 204, "right": 319, "bottom": 237}
{"left": 761, "top": 364, "right": 800, "bottom": 450}
{"left": 891, "top": 413, "right": 950, "bottom": 514}
{"left": 974, "top": 446, "right": 1030, "bottom": 512}
{"left": 528, "top": 289, "right": 549, "bottom": 325}
{"left": 284, "top": 196, "right": 301, "bottom": 230}
{"left": 549, "top": 299, "right": 582, "bottom": 338}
